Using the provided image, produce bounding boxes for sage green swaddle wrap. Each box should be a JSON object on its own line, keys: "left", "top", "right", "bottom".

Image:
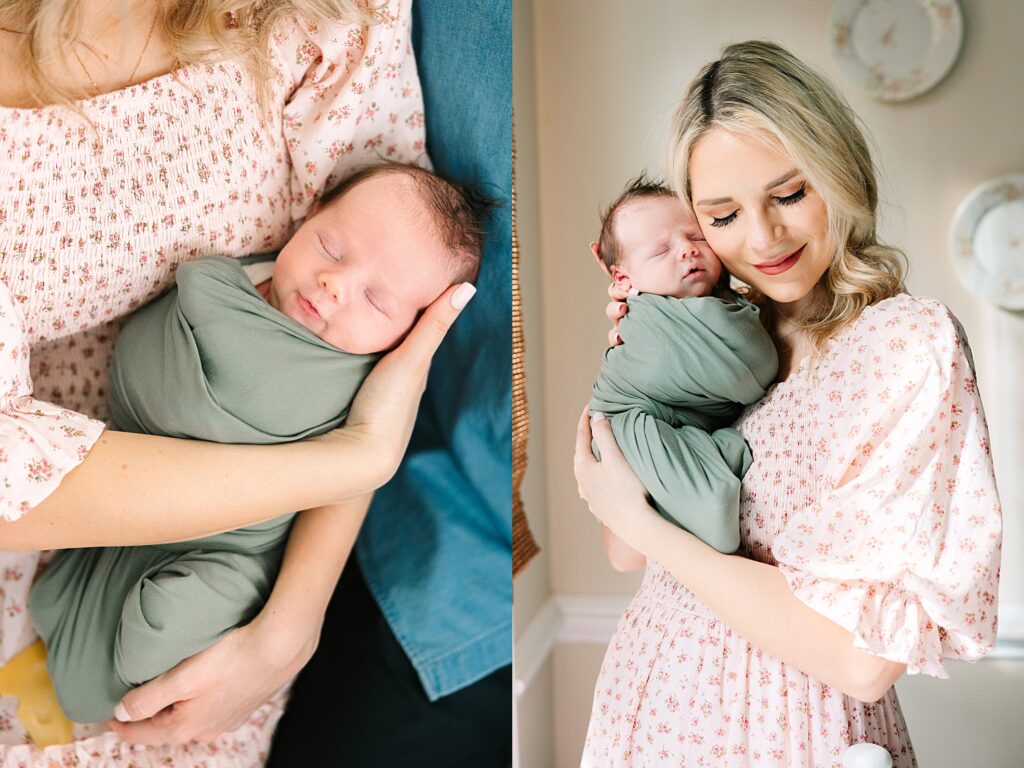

{"left": 590, "top": 294, "right": 778, "bottom": 553}
{"left": 29, "top": 255, "right": 379, "bottom": 723}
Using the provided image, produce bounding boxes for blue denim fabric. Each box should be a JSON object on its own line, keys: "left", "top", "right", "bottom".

{"left": 356, "top": 0, "right": 512, "bottom": 700}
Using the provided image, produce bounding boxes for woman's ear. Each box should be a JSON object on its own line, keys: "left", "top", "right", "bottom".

{"left": 590, "top": 242, "right": 611, "bottom": 278}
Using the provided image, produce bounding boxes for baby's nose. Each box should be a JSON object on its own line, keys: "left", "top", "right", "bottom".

{"left": 319, "top": 272, "right": 350, "bottom": 303}
{"left": 679, "top": 241, "right": 700, "bottom": 259}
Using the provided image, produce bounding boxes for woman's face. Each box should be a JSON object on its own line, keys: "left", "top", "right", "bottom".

{"left": 688, "top": 128, "right": 831, "bottom": 309}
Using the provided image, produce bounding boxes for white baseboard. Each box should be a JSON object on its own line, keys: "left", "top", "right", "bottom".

{"left": 512, "top": 597, "right": 563, "bottom": 696}
{"left": 514, "top": 593, "right": 630, "bottom": 694}
{"left": 554, "top": 594, "right": 631, "bottom": 645}
{"left": 514, "top": 592, "right": 1024, "bottom": 696}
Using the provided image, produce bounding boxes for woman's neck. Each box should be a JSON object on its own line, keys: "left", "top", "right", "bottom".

{"left": 0, "top": 0, "right": 173, "bottom": 108}
{"left": 770, "top": 294, "right": 815, "bottom": 380}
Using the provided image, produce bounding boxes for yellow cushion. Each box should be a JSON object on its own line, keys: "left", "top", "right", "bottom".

{"left": 0, "top": 640, "right": 74, "bottom": 746}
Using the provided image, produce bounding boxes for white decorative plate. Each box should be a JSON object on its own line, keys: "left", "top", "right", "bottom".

{"left": 949, "top": 175, "right": 1024, "bottom": 310}
{"left": 830, "top": 0, "right": 963, "bottom": 102}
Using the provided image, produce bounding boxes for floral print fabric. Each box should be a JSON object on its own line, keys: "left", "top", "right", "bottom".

{"left": 582, "top": 294, "right": 1001, "bottom": 767}
{"left": 0, "top": 1, "right": 424, "bottom": 762}
{"left": 0, "top": 284, "right": 104, "bottom": 522}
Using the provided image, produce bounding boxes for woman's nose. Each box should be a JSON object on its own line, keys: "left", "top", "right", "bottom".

{"left": 747, "top": 208, "right": 784, "bottom": 255}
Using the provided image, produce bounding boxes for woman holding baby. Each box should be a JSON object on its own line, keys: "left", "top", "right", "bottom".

{"left": 575, "top": 41, "right": 1001, "bottom": 767}
{"left": 0, "top": 0, "right": 509, "bottom": 765}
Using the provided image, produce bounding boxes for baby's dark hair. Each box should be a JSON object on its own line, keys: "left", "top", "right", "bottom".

{"left": 319, "top": 162, "right": 490, "bottom": 285}
{"left": 596, "top": 172, "right": 676, "bottom": 270}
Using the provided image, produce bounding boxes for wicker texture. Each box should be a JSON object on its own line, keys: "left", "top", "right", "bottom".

{"left": 511, "top": 117, "right": 540, "bottom": 576}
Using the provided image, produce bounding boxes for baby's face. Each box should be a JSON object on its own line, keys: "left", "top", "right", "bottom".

{"left": 612, "top": 196, "right": 723, "bottom": 299}
{"left": 270, "top": 174, "right": 453, "bottom": 354}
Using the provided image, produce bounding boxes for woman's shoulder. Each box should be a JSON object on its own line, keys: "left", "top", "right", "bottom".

{"left": 847, "top": 292, "right": 964, "bottom": 354}
{"left": 859, "top": 291, "right": 954, "bottom": 323}
{"left": 826, "top": 292, "right": 970, "bottom": 384}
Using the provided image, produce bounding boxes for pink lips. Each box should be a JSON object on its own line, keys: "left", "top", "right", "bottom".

{"left": 682, "top": 267, "right": 705, "bottom": 281}
{"left": 297, "top": 294, "right": 322, "bottom": 321}
{"left": 755, "top": 245, "right": 804, "bottom": 275}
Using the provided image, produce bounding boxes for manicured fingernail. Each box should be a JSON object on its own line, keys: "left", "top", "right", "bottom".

{"left": 114, "top": 703, "right": 131, "bottom": 722}
{"left": 615, "top": 333, "right": 622, "bottom": 345}
{"left": 451, "top": 283, "right": 476, "bottom": 310}
{"left": 591, "top": 412, "right": 607, "bottom": 423}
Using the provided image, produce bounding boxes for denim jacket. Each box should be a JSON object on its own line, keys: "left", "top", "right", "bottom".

{"left": 356, "top": 0, "right": 512, "bottom": 700}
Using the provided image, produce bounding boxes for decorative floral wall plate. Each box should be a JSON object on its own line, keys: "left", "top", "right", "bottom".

{"left": 949, "top": 175, "right": 1024, "bottom": 310}
{"left": 830, "top": 0, "right": 963, "bottom": 101}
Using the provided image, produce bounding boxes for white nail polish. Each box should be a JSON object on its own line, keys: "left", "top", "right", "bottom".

{"left": 114, "top": 703, "right": 131, "bottom": 722}
{"left": 591, "top": 412, "right": 607, "bottom": 423}
{"left": 451, "top": 283, "right": 477, "bottom": 310}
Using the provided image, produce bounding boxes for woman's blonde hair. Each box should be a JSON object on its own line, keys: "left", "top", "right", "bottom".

{"left": 668, "top": 40, "right": 905, "bottom": 349}
{"left": 1, "top": 0, "right": 374, "bottom": 114}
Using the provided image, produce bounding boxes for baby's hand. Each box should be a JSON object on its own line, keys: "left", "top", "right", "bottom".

{"left": 606, "top": 282, "right": 629, "bottom": 347}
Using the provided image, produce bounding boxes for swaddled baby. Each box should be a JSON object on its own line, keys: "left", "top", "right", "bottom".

{"left": 30, "top": 163, "right": 485, "bottom": 723}
{"left": 589, "top": 175, "right": 777, "bottom": 553}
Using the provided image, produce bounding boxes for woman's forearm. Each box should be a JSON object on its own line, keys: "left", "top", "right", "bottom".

{"left": 602, "top": 524, "right": 646, "bottom": 572}
{"left": 0, "top": 430, "right": 389, "bottom": 551}
{"left": 628, "top": 509, "right": 906, "bottom": 702}
{"left": 261, "top": 496, "right": 372, "bottom": 636}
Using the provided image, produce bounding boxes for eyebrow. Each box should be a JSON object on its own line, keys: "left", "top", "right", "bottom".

{"left": 695, "top": 169, "right": 800, "bottom": 206}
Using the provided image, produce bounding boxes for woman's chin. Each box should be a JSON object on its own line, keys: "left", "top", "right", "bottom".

{"left": 757, "top": 281, "right": 816, "bottom": 306}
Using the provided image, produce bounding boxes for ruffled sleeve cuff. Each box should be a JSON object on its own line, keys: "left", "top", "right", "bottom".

{"left": 0, "top": 397, "right": 105, "bottom": 521}
{"left": 777, "top": 564, "right": 992, "bottom": 678}
{"left": 0, "top": 283, "right": 105, "bottom": 522}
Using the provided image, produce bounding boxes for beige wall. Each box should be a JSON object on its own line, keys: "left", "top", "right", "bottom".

{"left": 519, "top": 1, "right": 1024, "bottom": 766}
{"left": 513, "top": 0, "right": 554, "bottom": 762}
{"left": 512, "top": 0, "right": 550, "bottom": 636}
{"left": 533, "top": 0, "right": 1024, "bottom": 602}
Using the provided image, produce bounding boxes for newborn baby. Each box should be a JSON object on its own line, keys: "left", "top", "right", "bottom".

{"left": 589, "top": 175, "right": 777, "bottom": 553}
{"left": 30, "top": 163, "right": 485, "bottom": 723}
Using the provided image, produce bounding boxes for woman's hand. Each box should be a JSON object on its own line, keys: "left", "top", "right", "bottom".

{"left": 108, "top": 611, "right": 315, "bottom": 745}
{"left": 605, "top": 282, "right": 628, "bottom": 347}
{"left": 573, "top": 407, "right": 661, "bottom": 553}
{"left": 319, "top": 282, "right": 476, "bottom": 493}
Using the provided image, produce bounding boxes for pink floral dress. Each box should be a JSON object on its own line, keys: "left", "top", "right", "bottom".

{"left": 582, "top": 294, "right": 1002, "bottom": 768}
{"left": 0, "top": 3, "right": 424, "bottom": 764}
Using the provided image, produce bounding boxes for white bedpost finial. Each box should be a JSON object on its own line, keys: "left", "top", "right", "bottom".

{"left": 842, "top": 742, "right": 894, "bottom": 768}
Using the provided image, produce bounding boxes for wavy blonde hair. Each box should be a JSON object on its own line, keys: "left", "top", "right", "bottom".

{"left": 668, "top": 40, "right": 905, "bottom": 349}
{"left": 1, "top": 0, "right": 374, "bottom": 113}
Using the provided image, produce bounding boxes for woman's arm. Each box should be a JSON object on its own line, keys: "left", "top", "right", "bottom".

{"left": 1, "top": 430, "right": 374, "bottom": 551}
{"left": 110, "top": 497, "right": 371, "bottom": 744}
{"left": 576, "top": 409, "right": 905, "bottom": 703}
{"left": 602, "top": 524, "right": 646, "bottom": 572}
{"left": 0, "top": 282, "right": 474, "bottom": 551}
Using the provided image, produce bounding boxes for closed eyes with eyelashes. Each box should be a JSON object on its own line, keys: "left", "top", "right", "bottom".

{"left": 365, "top": 290, "right": 388, "bottom": 315}
{"left": 651, "top": 232, "right": 708, "bottom": 257}
{"left": 317, "top": 233, "right": 341, "bottom": 261}
{"left": 708, "top": 184, "right": 808, "bottom": 229}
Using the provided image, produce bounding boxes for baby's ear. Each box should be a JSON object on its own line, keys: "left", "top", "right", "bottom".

{"left": 609, "top": 264, "right": 632, "bottom": 294}
{"left": 589, "top": 242, "right": 611, "bottom": 278}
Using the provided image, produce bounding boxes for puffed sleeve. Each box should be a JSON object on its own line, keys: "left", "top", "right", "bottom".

{"left": 271, "top": 0, "right": 427, "bottom": 221}
{"left": 772, "top": 295, "right": 1001, "bottom": 678}
{"left": 0, "top": 283, "right": 105, "bottom": 522}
